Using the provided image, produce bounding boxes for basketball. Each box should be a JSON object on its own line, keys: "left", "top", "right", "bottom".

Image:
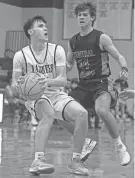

{"left": 18, "top": 73, "right": 45, "bottom": 101}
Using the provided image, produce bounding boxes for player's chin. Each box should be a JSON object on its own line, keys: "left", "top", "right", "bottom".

{"left": 79, "top": 23, "right": 86, "bottom": 27}
{"left": 40, "top": 36, "right": 48, "bottom": 42}
{"left": 44, "top": 35, "right": 48, "bottom": 41}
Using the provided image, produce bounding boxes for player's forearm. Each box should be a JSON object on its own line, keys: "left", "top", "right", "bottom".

{"left": 47, "top": 76, "right": 67, "bottom": 87}
{"left": 11, "top": 82, "right": 19, "bottom": 98}
{"left": 117, "top": 55, "right": 128, "bottom": 69}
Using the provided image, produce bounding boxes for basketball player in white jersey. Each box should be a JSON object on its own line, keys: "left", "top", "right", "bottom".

{"left": 11, "top": 16, "right": 96, "bottom": 176}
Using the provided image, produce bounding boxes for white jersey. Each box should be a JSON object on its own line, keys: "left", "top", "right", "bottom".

{"left": 13, "top": 42, "right": 66, "bottom": 97}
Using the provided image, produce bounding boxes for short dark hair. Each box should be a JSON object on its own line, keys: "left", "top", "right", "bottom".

{"left": 23, "top": 15, "right": 47, "bottom": 39}
{"left": 74, "top": 2, "right": 96, "bottom": 26}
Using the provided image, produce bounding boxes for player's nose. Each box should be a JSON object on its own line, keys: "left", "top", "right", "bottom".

{"left": 79, "top": 16, "right": 85, "bottom": 21}
{"left": 43, "top": 25, "right": 47, "bottom": 31}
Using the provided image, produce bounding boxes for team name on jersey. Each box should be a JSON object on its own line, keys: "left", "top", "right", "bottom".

{"left": 34, "top": 64, "right": 53, "bottom": 74}
{"left": 74, "top": 50, "right": 95, "bottom": 59}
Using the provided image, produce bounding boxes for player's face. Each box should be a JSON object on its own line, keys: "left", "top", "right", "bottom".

{"left": 77, "top": 9, "right": 93, "bottom": 27}
{"left": 30, "top": 20, "right": 48, "bottom": 41}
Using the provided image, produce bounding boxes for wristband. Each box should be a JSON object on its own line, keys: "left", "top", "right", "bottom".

{"left": 121, "top": 67, "right": 128, "bottom": 72}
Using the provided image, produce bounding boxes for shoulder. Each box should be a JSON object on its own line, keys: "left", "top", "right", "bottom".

{"left": 48, "top": 43, "right": 65, "bottom": 54}
{"left": 22, "top": 45, "right": 30, "bottom": 53}
{"left": 56, "top": 45, "right": 66, "bottom": 59}
{"left": 14, "top": 46, "right": 29, "bottom": 59}
{"left": 22, "top": 45, "right": 29, "bottom": 50}
{"left": 90, "top": 29, "right": 104, "bottom": 44}
{"left": 48, "top": 43, "right": 64, "bottom": 49}
{"left": 100, "top": 33, "right": 112, "bottom": 45}
{"left": 91, "top": 29, "right": 105, "bottom": 40}
{"left": 13, "top": 47, "right": 29, "bottom": 66}
{"left": 99, "top": 33, "right": 114, "bottom": 51}
{"left": 48, "top": 42, "right": 56, "bottom": 48}
{"left": 69, "top": 33, "right": 80, "bottom": 51}
{"left": 91, "top": 29, "right": 104, "bottom": 37}
{"left": 54, "top": 45, "right": 66, "bottom": 64}
{"left": 13, "top": 50, "right": 23, "bottom": 60}
{"left": 56, "top": 45, "right": 65, "bottom": 53}
{"left": 69, "top": 33, "right": 80, "bottom": 42}
{"left": 93, "top": 29, "right": 103, "bottom": 34}
{"left": 13, "top": 51, "right": 23, "bottom": 69}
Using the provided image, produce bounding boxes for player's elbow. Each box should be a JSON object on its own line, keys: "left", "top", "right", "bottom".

{"left": 67, "top": 65, "right": 73, "bottom": 72}
{"left": 61, "top": 77, "right": 67, "bottom": 87}
{"left": 66, "top": 62, "right": 73, "bottom": 72}
{"left": 58, "top": 75, "right": 67, "bottom": 87}
{"left": 117, "top": 55, "right": 127, "bottom": 66}
{"left": 118, "top": 54, "right": 125, "bottom": 62}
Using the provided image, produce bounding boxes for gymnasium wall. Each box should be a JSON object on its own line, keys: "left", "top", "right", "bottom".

{"left": 0, "top": 2, "right": 22, "bottom": 57}
{"left": 0, "top": 0, "right": 134, "bottom": 88}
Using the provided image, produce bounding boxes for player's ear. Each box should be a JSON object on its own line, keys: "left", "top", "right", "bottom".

{"left": 28, "top": 29, "right": 33, "bottom": 36}
{"left": 91, "top": 16, "right": 95, "bottom": 21}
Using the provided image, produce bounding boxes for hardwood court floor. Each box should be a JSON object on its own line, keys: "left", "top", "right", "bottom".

{"left": 0, "top": 120, "right": 134, "bottom": 178}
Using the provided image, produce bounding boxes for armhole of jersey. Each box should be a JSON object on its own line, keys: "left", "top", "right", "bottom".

{"left": 54, "top": 45, "right": 58, "bottom": 67}
{"left": 98, "top": 32, "right": 106, "bottom": 52}
{"left": 53, "top": 44, "right": 58, "bottom": 78}
{"left": 96, "top": 31, "right": 102, "bottom": 45}
{"left": 69, "top": 39, "right": 73, "bottom": 52}
{"left": 21, "top": 49, "right": 27, "bottom": 74}
{"left": 44, "top": 42, "right": 48, "bottom": 62}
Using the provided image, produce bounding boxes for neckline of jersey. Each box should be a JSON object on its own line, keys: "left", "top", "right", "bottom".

{"left": 29, "top": 43, "right": 48, "bottom": 64}
{"left": 79, "top": 29, "right": 95, "bottom": 38}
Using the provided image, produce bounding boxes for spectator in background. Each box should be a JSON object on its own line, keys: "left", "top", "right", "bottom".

{"left": 88, "top": 108, "right": 101, "bottom": 129}
{"left": 5, "top": 78, "right": 20, "bottom": 122}
{"left": 119, "top": 88, "right": 134, "bottom": 120}
{"left": 113, "top": 79, "right": 129, "bottom": 121}
{"left": 5, "top": 78, "right": 32, "bottom": 124}
{"left": 70, "top": 78, "right": 79, "bottom": 89}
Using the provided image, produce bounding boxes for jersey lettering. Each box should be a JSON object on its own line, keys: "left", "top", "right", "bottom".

{"left": 35, "top": 64, "right": 53, "bottom": 74}
{"left": 70, "top": 29, "right": 111, "bottom": 80}
{"left": 74, "top": 50, "right": 95, "bottom": 58}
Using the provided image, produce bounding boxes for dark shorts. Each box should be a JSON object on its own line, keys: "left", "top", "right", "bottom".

{"left": 68, "top": 78, "right": 118, "bottom": 109}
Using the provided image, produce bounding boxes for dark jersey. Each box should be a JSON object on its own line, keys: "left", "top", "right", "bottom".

{"left": 69, "top": 29, "right": 111, "bottom": 83}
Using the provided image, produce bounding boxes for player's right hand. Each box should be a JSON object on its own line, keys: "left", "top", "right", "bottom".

{"left": 119, "top": 67, "right": 129, "bottom": 81}
{"left": 38, "top": 76, "right": 49, "bottom": 90}
{"left": 17, "top": 76, "right": 25, "bottom": 84}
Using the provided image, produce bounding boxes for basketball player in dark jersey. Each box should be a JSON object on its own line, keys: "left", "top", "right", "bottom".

{"left": 67, "top": 2, "right": 131, "bottom": 166}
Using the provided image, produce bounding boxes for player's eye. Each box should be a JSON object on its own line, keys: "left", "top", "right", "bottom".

{"left": 39, "top": 24, "right": 44, "bottom": 27}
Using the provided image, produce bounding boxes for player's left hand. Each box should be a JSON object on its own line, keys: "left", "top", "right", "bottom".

{"left": 38, "top": 76, "right": 49, "bottom": 90}
{"left": 119, "top": 67, "right": 129, "bottom": 81}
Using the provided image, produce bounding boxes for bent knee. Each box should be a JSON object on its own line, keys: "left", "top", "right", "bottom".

{"left": 77, "top": 109, "right": 88, "bottom": 123}
{"left": 95, "top": 105, "right": 108, "bottom": 118}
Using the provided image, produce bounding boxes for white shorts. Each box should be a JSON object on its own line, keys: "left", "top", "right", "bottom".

{"left": 25, "top": 92, "right": 74, "bottom": 120}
